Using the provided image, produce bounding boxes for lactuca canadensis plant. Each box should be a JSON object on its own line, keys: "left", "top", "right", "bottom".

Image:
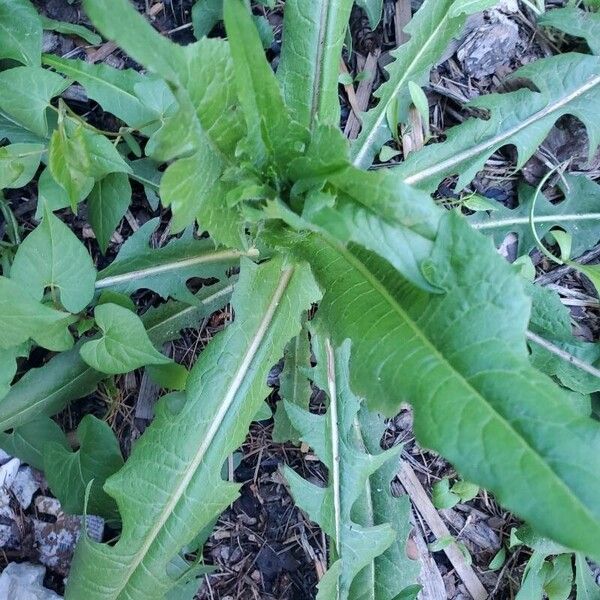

{"left": 1, "top": 0, "right": 600, "bottom": 598}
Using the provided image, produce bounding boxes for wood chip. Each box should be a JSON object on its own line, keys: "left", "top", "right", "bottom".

{"left": 344, "top": 51, "right": 380, "bottom": 140}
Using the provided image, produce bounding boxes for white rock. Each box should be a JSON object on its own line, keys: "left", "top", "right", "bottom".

{"left": 0, "top": 458, "right": 20, "bottom": 491}
{"left": 12, "top": 466, "right": 40, "bottom": 509}
{"left": 0, "top": 450, "right": 11, "bottom": 466}
{"left": 498, "top": 0, "right": 518, "bottom": 12}
{"left": 0, "top": 562, "right": 63, "bottom": 599}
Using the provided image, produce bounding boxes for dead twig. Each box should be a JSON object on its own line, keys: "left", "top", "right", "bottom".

{"left": 526, "top": 330, "right": 600, "bottom": 379}
{"left": 397, "top": 461, "right": 488, "bottom": 600}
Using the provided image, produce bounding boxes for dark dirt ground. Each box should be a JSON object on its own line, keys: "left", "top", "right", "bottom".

{"left": 1, "top": 1, "right": 599, "bottom": 599}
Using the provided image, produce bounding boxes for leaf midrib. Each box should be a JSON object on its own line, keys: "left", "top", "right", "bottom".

{"left": 473, "top": 212, "right": 600, "bottom": 230}
{"left": 325, "top": 338, "right": 342, "bottom": 557}
{"left": 308, "top": 0, "right": 329, "bottom": 129}
{"left": 95, "top": 248, "right": 258, "bottom": 289}
{"left": 110, "top": 266, "right": 295, "bottom": 598}
{"left": 403, "top": 73, "right": 600, "bottom": 185}
{"left": 324, "top": 235, "right": 598, "bottom": 525}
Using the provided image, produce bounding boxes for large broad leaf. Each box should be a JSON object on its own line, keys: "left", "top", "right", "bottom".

{"left": 0, "top": 276, "right": 75, "bottom": 352}
{"left": 395, "top": 53, "right": 600, "bottom": 191}
{"left": 277, "top": 0, "right": 354, "bottom": 129}
{"left": 95, "top": 218, "right": 251, "bottom": 304}
{"left": 283, "top": 336, "right": 400, "bottom": 599}
{"left": 44, "top": 415, "right": 124, "bottom": 521}
{"left": 0, "top": 66, "right": 68, "bottom": 137}
{"left": 11, "top": 204, "right": 96, "bottom": 313}
{"left": 470, "top": 175, "right": 600, "bottom": 258}
{"left": 321, "top": 162, "right": 442, "bottom": 291}
{"left": 65, "top": 257, "right": 320, "bottom": 599}
{"left": 287, "top": 210, "right": 600, "bottom": 560}
{"left": 350, "top": 0, "right": 475, "bottom": 168}
{"left": 80, "top": 304, "right": 171, "bottom": 375}
{"left": 0, "top": 0, "right": 41, "bottom": 66}
{"left": 0, "top": 281, "right": 233, "bottom": 431}
{"left": 540, "top": 8, "right": 600, "bottom": 55}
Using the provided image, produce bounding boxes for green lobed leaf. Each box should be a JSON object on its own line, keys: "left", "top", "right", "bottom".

{"left": 224, "top": 0, "right": 308, "bottom": 171}
{"left": 95, "top": 218, "right": 250, "bottom": 304}
{"left": 44, "top": 415, "right": 124, "bottom": 521}
{"left": 470, "top": 175, "right": 600, "bottom": 258}
{"left": 0, "top": 0, "right": 42, "bottom": 66}
{"left": 82, "top": 0, "right": 248, "bottom": 240}
{"left": 80, "top": 303, "right": 171, "bottom": 375}
{"left": 350, "top": 408, "right": 421, "bottom": 600}
{"left": 87, "top": 172, "right": 132, "bottom": 254}
{"left": 0, "top": 281, "right": 234, "bottom": 431}
{"left": 395, "top": 53, "right": 600, "bottom": 191}
{"left": 65, "top": 257, "right": 320, "bottom": 599}
{"left": 321, "top": 163, "right": 442, "bottom": 292}
{"left": 285, "top": 210, "right": 600, "bottom": 560}
{"left": 540, "top": 8, "right": 600, "bottom": 55}
{"left": 284, "top": 336, "right": 400, "bottom": 599}
{"left": 575, "top": 553, "right": 600, "bottom": 600}
{"left": 528, "top": 284, "right": 600, "bottom": 395}
{"left": 0, "top": 66, "right": 68, "bottom": 137}
{"left": 288, "top": 125, "right": 443, "bottom": 291}
{"left": 351, "top": 0, "right": 475, "bottom": 167}
{"left": 277, "top": 0, "right": 354, "bottom": 129}
{"left": 11, "top": 203, "right": 96, "bottom": 313}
